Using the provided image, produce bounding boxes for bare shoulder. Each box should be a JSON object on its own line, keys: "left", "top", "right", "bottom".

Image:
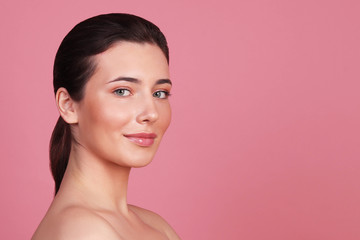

{"left": 32, "top": 206, "right": 120, "bottom": 240}
{"left": 128, "top": 204, "right": 181, "bottom": 240}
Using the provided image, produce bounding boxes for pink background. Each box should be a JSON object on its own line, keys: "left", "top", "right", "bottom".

{"left": 1, "top": 0, "right": 359, "bottom": 239}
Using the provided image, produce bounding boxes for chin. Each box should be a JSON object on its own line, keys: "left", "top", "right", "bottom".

{"left": 132, "top": 160, "right": 153, "bottom": 168}
{"left": 116, "top": 151, "right": 157, "bottom": 168}
{"left": 127, "top": 157, "right": 154, "bottom": 168}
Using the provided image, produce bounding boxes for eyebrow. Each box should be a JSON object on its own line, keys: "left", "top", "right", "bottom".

{"left": 107, "top": 77, "right": 172, "bottom": 85}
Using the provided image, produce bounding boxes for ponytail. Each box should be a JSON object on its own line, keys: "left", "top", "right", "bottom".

{"left": 49, "top": 116, "right": 72, "bottom": 195}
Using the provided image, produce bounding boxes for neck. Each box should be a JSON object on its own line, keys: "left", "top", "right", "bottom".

{"left": 57, "top": 144, "right": 131, "bottom": 215}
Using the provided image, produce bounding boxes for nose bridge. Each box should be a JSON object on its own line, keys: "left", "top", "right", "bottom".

{"left": 136, "top": 92, "right": 159, "bottom": 124}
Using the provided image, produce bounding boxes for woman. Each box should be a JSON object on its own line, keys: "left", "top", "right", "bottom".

{"left": 32, "top": 13, "right": 180, "bottom": 240}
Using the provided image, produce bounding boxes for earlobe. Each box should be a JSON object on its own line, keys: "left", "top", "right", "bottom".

{"left": 56, "top": 87, "right": 78, "bottom": 124}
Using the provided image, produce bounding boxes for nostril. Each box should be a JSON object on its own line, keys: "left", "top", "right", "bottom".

{"left": 137, "top": 111, "right": 158, "bottom": 124}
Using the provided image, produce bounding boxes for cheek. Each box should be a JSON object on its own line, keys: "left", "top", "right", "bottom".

{"left": 80, "top": 99, "right": 134, "bottom": 139}
{"left": 158, "top": 103, "right": 172, "bottom": 133}
{"left": 97, "top": 102, "right": 135, "bottom": 132}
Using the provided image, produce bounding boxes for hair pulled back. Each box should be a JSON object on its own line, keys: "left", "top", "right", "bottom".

{"left": 50, "top": 13, "right": 169, "bottom": 195}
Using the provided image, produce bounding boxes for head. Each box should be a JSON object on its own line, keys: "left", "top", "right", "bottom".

{"left": 50, "top": 13, "right": 170, "bottom": 195}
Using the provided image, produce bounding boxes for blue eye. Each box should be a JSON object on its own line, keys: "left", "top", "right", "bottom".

{"left": 153, "top": 90, "right": 170, "bottom": 99}
{"left": 114, "top": 89, "right": 131, "bottom": 96}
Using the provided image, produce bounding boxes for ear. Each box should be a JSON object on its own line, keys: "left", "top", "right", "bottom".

{"left": 56, "top": 87, "right": 78, "bottom": 124}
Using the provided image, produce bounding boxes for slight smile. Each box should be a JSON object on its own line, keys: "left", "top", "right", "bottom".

{"left": 124, "top": 133, "right": 157, "bottom": 147}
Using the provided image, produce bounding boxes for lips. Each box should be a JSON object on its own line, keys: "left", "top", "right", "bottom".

{"left": 124, "top": 133, "right": 157, "bottom": 147}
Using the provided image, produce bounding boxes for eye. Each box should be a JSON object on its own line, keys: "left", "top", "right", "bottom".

{"left": 153, "top": 90, "right": 170, "bottom": 99}
{"left": 114, "top": 88, "right": 131, "bottom": 96}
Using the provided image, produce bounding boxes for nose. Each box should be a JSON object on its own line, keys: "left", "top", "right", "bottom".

{"left": 136, "top": 96, "right": 159, "bottom": 124}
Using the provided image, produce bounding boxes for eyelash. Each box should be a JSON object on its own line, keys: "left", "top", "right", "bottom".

{"left": 113, "top": 89, "right": 171, "bottom": 99}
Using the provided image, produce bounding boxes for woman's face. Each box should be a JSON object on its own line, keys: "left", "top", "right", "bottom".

{"left": 74, "top": 42, "right": 171, "bottom": 167}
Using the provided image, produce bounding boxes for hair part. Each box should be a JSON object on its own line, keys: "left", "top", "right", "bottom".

{"left": 50, "top": 13, "right": 169, "bottom": 195}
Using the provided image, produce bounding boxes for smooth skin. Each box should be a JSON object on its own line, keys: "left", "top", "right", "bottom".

{"left": 32, "top": 42, "right": 180, "bottom": 240}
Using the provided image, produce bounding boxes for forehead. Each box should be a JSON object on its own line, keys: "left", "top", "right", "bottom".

{"left": 92, "top": 42, "right": 170, "bottom": 82}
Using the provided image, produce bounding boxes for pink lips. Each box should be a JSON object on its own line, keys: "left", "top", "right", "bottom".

{"left": 124, "top": 133, "right": 157, "bottom": 147}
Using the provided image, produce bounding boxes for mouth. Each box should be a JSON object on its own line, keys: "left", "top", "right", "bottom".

{"left": 123, "top": 133, "right": 157, "bottom": 147}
